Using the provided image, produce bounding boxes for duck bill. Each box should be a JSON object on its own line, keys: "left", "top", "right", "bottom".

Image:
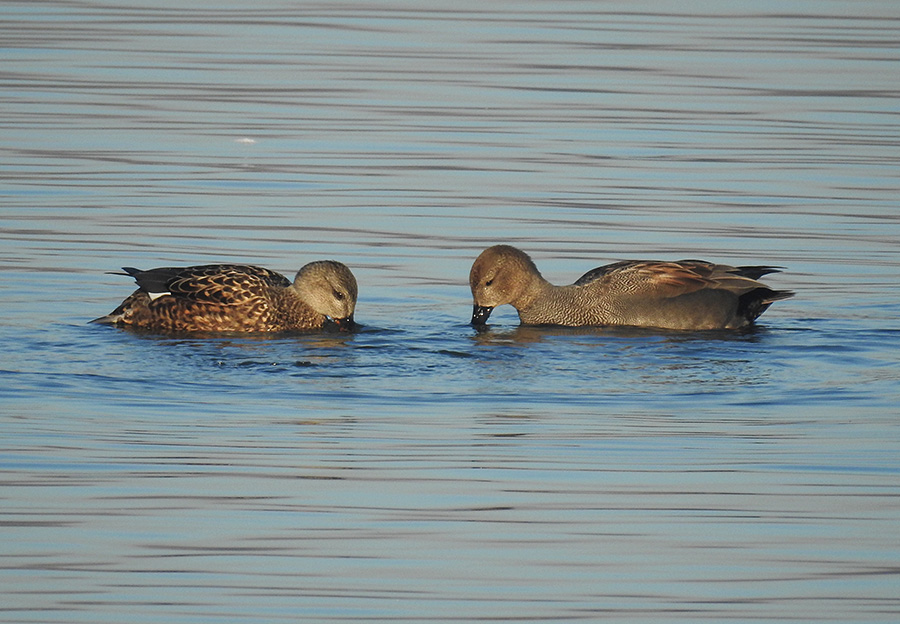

{"left": 471, "top": 305, "right": 493, "bottom": 325}
{"left": 332, "top": 314, "right": 355, "bottom": 331}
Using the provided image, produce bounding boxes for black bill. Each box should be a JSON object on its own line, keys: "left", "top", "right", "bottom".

{"left": 332, "top": 315, "right": 355, "bottom": 331}
{"left": 470, "top": 305, "right": 493, "bottom": 325}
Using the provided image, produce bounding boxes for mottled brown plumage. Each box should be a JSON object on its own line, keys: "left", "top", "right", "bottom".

{"left": 469, "top": 245, "right": 793, "bottom": 330}
{"left": 92, "top": 261, "right": 357, "bottom": 332}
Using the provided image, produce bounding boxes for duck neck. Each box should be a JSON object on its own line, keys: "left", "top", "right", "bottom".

{"left": 515, "top": 280, "right": 578, "bottom": 325}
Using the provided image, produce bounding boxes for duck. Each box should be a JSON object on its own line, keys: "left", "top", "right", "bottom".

{"left": 92, "top": 261, "right": 357, "bottom": 332}
{"left": 469, "top": 245, "right": 793, "bottom": 330}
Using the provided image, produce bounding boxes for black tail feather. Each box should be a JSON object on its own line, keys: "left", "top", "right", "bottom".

{"left": 732, "top": 265, "right": 785, "bottom": 280}
{"left": 738, "top": 287, "right": 794, "bottom": 323}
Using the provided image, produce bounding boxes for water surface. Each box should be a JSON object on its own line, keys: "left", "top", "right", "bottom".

{"left": 2, "top": 2, "right": 899, "bottom": 622}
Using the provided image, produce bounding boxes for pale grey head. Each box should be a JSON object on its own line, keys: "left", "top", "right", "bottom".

{"left": 469, "top": 245, "right": 543, "bottom": 325}
{"left": 293, "top": 260, "right": 358, "bottom": 329}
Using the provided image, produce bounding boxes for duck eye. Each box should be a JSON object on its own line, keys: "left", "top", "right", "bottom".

{"left": 484, "top": 279, "right": 494, "bottom": 287}
{"left": 333, "top": 289, "right": 344, "bottom": 300}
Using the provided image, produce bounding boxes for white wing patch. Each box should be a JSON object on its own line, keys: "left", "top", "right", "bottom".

{"left": 147, "top": 291, "right": 171, "bottom": 301}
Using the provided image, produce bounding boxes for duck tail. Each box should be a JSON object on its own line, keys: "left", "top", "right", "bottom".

{"left": 738, "top": 287, "right": 794, "bottom": 323}
{"left": 89, "top": 312, "right": 123, "bottom": 325}
{"left": 732, "top": 265, "right": 785, "bottom": 280}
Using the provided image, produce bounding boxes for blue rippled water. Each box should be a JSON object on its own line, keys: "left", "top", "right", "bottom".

{"left": 2, "top": 1, "right": 899, "bottom": 622}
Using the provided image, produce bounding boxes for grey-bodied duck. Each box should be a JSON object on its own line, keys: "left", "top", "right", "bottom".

{"left": 469, "top": 245, "right": 793, "bottom": 330}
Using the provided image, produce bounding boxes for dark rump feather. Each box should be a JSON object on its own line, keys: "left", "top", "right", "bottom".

{"left": 737, "top": 287, "right": 794, "bottom": 323}
{"left": 729, "top": 265, "right": 785, "bottom": 280}
{"left": 117, "top": 266, "right": 180, "bottom": 293}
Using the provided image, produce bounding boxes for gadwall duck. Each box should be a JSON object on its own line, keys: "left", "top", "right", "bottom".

{"left": 469, "top": 245, "right": 793, "bottom": 330}
{"left": 92, "top": 261, "right": 357, "bottom": 332}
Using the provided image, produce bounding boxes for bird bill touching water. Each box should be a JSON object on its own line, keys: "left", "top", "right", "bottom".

{"left": 469, "top": 245, "right": 793, "bottom": 330}
{"left": 92, "top": 261, "right": 357, "bottom": 333}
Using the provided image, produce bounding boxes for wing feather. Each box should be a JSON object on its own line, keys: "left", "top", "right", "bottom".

{"left": 574, "top": 259, "right": 780, "bottom": 299}
{"left": 127, "top": 264, "right": 290, "bottom": 306}
{"left": 575, "top": 260, "right": 711, "bottom": 297}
